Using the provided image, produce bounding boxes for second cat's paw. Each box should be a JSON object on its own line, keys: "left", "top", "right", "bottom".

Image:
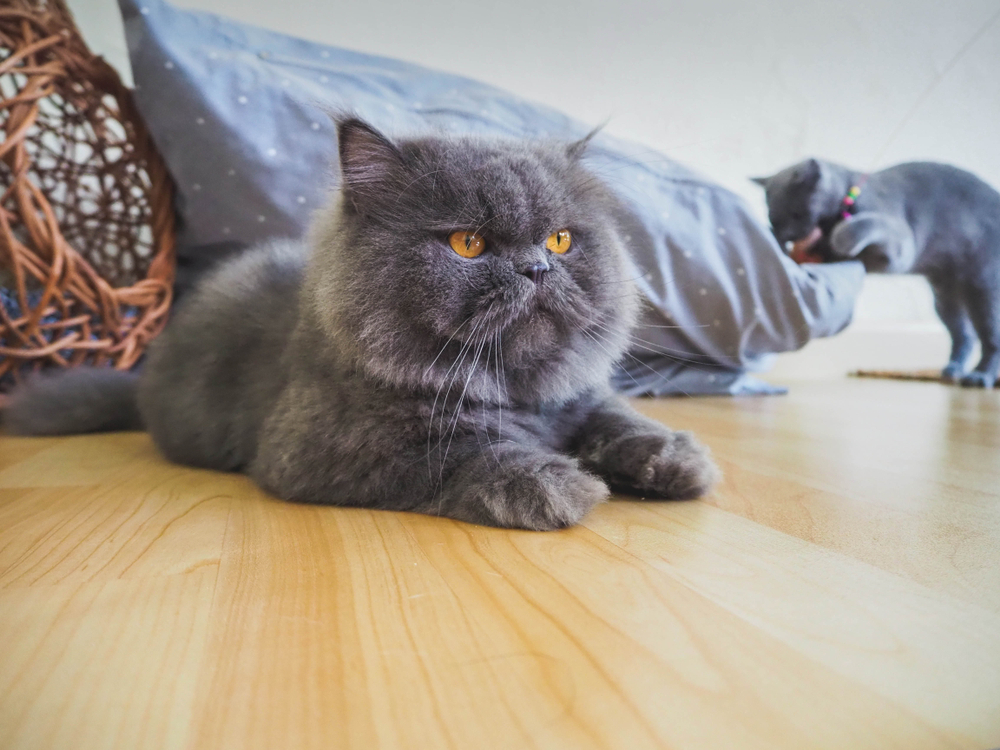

{"left": 941, "top": 362, "right": 966, "bottom": 382}
{"left": 617, "top": 431, "right": 720, "bottom": 500}
{"left": 960, "top": 371, "right": 997, "bottom": 388}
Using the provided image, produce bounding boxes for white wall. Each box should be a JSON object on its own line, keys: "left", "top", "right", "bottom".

{"left": 68, "top": 0, "right": 1000, "bottom": 373}
{"left": 72, "top": 0, "right": 1000, "bottom": 203}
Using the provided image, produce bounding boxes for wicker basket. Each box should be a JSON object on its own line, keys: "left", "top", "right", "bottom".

{"left": 0, "top": 0, "right": 175, "bottom": 398}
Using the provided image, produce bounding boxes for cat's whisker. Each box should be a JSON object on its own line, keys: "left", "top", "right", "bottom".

{"left": 619, "top": 349, "right": 696, "bottom": 397}
{"left": 434, "top": 313, "right": 490, "bottom": 447}
{"left": 582, "top": 330, "right": 645, "bottom": 392}
{"left": 626, "top": 331, "right": 720, "bottom": 361}
{"left": 427, "top": 314, "right": 488, "bottom": 484}
{"left": 583, "top": 318, "right": 692, "bottom": 394}
{"left": 572, "top": 241, "right": 598, "bottom": 274}
{"left": 481, "top": 398, "right": 497, "bottom": 464}
{"left": 586, "top": 325, "right": 698, "bottom": 395}
{"left": 591, "top": 321, "right": 696, "bottom": 354}
{"left": 589, "top": 318, "right": 719, "bottom": 365}
{"left": 428, "top": 339, "right": 466, "bottom": 475}
{"left": 438, "top": 325, "right": 490, "bottom": 510}
{"left": 494, "top": 328, "right": 504, "bottom": 450}
{"left": 435, "top": 316, "right": 486, "bottom": 442}
{"left": 393, "top": 168, "right": 447, "bottom": 206}
{"left": 459, "top": 203, "right": 490, "bottom": 234}
{"left": 484, "top": 329, "right": 500, "bottom": 465}
{"left": 470, "top": 213, "right": 499, "bottom": 239}
{"left": 626, "top": 338, "right": 720, "bottom": 365}
{"left": 584, "top": 328, "right": 690, "bottom": 396}
{"left": 615, "top": 347, "right": 696, "bottom": 398}
{"left": 586, "top": 270, "right": 666, "bottom": 290}
{"left": 603, "top": 292, "right": 650, "bottom": 301}
{"left": 592, "top": 275, "right": 648, "bottom": 286}
{"left": 423, "top": 314, "right": 474, "bottom": 378}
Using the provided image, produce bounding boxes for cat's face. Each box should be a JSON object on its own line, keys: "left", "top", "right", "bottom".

{"left": 309, "top": 119, "right": 638, "bottom": 405}
{"left": 754, "top": 159, "right": 824, "bottom": 246}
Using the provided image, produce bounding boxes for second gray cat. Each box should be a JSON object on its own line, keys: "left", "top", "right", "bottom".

{"left": 3, "top": 118, "right": 719, "bottom": 530}
{"left": 754, "top": 159, "right": 1000, "bottom": 387}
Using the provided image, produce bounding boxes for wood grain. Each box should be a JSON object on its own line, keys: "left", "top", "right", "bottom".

{"left": 0, "top": 379, "right": 998, "bottom": 749}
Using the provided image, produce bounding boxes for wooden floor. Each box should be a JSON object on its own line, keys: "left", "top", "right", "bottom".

{"left": 0, "top": 378, "right": 998, "bottom": 750}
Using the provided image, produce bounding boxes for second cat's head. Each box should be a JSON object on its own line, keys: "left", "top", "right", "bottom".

{"left": 307, "top": 118, "right": 639, "bottom": 404}
{"left": 753, "top": 158, "right": 834, "bottom": 245}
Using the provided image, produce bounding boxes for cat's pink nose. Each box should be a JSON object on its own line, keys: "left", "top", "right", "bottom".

{"left": 521, "top": 261, "right": 549, "bottom": 285}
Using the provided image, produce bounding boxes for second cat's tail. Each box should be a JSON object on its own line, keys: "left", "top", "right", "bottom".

{"left": 2, "top": 368, "right": 143, "bottom": 436}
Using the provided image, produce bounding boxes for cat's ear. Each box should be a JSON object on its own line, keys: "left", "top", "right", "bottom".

{"left": 750, "top": 176, "right": 770, "bottom": 187}
{"left": 337, "top": 118, "right": 405, "bottom": 210}
{"left": 794, "top": 158, "right": 822, "bottom": 186}
{"left": 567, "top": 124, "right": 605, "bottom": 160}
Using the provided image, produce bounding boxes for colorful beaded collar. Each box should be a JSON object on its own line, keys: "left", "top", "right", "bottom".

{"left": 840, "top": 178, "right": 868, "bottom": 221}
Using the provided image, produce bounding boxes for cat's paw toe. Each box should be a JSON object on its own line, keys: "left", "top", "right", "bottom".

{"left": 941, "top": 363, "right": 966, "bottom": 382}
{"left": 496, "top": 456, "right": 609, "bottom": 531}
{"left": 960, "top": 371, "right": 997, "bottom": 388}
{"left": 623, "top": 431, "right": 720, "bottom": 500}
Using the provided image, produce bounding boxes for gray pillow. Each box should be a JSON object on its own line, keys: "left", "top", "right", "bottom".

{"left": 119, "top": 0, "right": 865, "bottom": 395}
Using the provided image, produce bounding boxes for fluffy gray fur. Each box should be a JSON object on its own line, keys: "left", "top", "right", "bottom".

{"left": 3, "top": 119, "right": 718, "bottom": 530}
{"left": 4, "top": 368, "right": 142, "bottom": 434}
{"left": 754, "top": 159, "right": 1000, "bottom": 387}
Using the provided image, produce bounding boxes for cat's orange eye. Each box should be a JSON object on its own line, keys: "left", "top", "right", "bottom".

{"left": 546, "top": 229, "right": 572, "bottom": 254}
{"left": 449, "top": 230, "right": 486, "bottom": 258}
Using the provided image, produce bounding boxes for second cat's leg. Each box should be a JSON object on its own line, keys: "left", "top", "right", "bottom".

{"left": 960, "top": 278, "right": 1000, "bottom": 388}
{"left": 928, "top": 278, "right": 977, "bottom": 381}
{"left": 572, "top": 396, "right": 719, "bottom": 499}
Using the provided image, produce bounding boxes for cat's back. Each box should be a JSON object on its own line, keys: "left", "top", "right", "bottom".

{"left": 139, "top": 240, "right": 307, "bottom": 470}
{"left": 873, "top": 162, "right": 1000, "bottom": 214}
{"left": 870, "top": 163, "right": 1000, "bottom": 261}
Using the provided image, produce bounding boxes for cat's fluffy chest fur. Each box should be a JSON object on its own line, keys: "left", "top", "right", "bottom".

{"left": 6, "top": 118, "right": 718, "bottom": 529}
{"left": 755, "top": 159, "right": 1000, "bottom": 388}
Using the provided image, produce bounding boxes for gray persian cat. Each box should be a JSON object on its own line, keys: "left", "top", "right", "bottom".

{"left": 754, "top": 159, "right": 1000, "bottom": 387}
{"left": 4, "top": 119, "right": 718, "bottom": 530}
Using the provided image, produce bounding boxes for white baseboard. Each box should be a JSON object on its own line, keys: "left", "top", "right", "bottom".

{"left": 767, "top": 324, "right": 953, "bottom": 380}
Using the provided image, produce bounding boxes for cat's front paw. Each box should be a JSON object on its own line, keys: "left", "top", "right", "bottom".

{"left": 960, "top": 371, "right": 997, "bottom": 388}
{"left": 941, "top": 362, "right": 966, "bottom": 382}
{"left": 613, "top": 431, "right": 720, "bottom": 500}
{"left": 476, "top": 454, "right": 609, "bottom": 531}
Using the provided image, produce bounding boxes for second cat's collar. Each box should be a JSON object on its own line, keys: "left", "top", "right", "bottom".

{"left": 840, "top": 178, "right": 868, "bottom": 220}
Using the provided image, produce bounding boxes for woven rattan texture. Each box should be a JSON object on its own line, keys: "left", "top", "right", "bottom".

{"left": 0, "top": 0, "right": 175, "bottom": 389}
